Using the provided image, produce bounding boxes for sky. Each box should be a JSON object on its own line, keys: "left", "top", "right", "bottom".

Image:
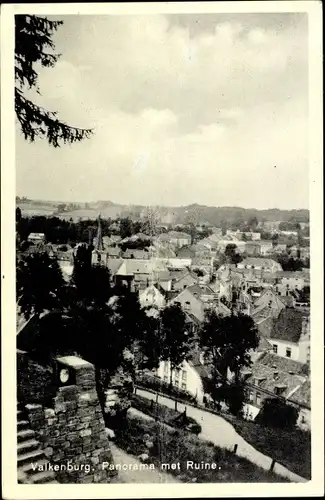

{"left": 15, "top": 12, "right": 309, "bottom": 209}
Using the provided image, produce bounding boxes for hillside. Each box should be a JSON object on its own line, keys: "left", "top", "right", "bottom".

{"left": 17, "top": 198, "right": 309, "bottom": 225}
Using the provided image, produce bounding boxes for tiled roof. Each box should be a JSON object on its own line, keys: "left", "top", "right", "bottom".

{"left": 123, "top": 249, "right": 149, "bottom": 259}
{"left": 246, "top": 356, "right": 307, "bottom": 402}
{"left": 106, "top": 247, "right": 122, "bottom": 257}
{"left": 240, "top": 257, "right": 280, "bottom": 268}
{"left": 187, "top": 284, "right": 215, "bottom": 297}
{"left": 288, "top": 380, "right": 311, "bottom": 408}
{"left": 118, "top": 259, "right": 153, "bottom": 275}
{"left": 255, "top": 315, "right": 275, "bottom": 338}
{"left": 257, "top": 351, "right": 308, "bottom": 376}
{"left": 270, "top": 308, "right": 304, "bottom": 343}
{"left": 106, "top": 258, "right": 124, "bottom": 275}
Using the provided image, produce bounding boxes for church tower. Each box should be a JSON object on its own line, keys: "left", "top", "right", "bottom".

{"left": 92, "top": 213, "right": 105, "bottom": 265}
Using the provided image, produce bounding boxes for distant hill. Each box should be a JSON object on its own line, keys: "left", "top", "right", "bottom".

{"left": 17, "top": 198, "right": 309, "bottom": 225}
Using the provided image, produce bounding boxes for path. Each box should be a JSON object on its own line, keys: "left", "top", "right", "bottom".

{"left": 110, "top": 442, "right": 181, "bottom": 483}
{"left": 135, "top": 388, "right": 307, "bottom": 483}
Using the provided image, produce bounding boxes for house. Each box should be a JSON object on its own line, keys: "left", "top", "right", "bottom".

{"left": 115, "top": 259, "right": 158, "bottom": 291}
{"left": 262, "top": 221, "right": 282, "bottom": 232}
{"left": 273, "top": 243, "right": 287, "bottom": 254}
{"left": 123, "top": 248, "right": 150, "bottom": 260}
{"left": 245, "top": 242, "right": 261, "bottom": 256}
{"left": 280, "top": 230, "right": 298, "bottom": 239}
{"left": 259, "top": 240, "right": 273, "bottom": 256}
{"left": 110, "top": 235, "right": 122, "bottom": 244}
{"left": 252, "top": 289, "right": 286, "bottom": 321}
{"left": 236, "top": 258, "right": 282, "bottom": 273}
{"left": 139, "top": 285, "right": 165, "bottom": 309}
{"left": 274, "top": 271, "right": 305, "bottom": 295}
{"left": 170, "top": 284, "right": 230, "bottom": 322}
{"left": 176, "top": 245, "right": 196, "bottom": 259}
{"left": 150, "top": 243, "right": 176, "bottom": 259}
{"left": 169, "top": 269, "right": 198, "bottom": 292}
{"left": 156, "top": 359, "right": 205, "bottom": 403}
{"left": 268, "top": 308, "right": 310, "bottom": 364}
{"left": 211, "top": 227, "right": 223, "bottom": 236}
{"left": 158, "top": 231, "right": 191, "bottom": 249}
{"left": 242, "top": 352, "right": 310, "bottom": 428}
{"left": 191, "top": 256, "right": 214, "bottom": 274}
{"left": 288, "top": 379, "right": 311, "bottom": 430}
{"left": 105, "top": 258, "right": 125, "bottom": 282}
{"left": 299, "top": 246, "right": 310, "bottom": 261}
{"left": 105, "top": 246, "right": 122, "bottom": 259}
{"left": 27, "top": 232, "right": 46, "bottom": 244}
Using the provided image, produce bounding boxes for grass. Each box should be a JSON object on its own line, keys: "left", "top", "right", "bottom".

{"left": 115, "top": 413, "right": 288, "bottom": 483}
{"left": 136, "top": 381, "right": 311, "bottom": 480}
{"left": 132, "top": 393, "right": 201, "bottom": 434}
{"left": 222, "top": 414, "right": 311, "bottom": 480}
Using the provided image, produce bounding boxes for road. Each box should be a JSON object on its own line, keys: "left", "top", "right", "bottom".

{"left": 135, "top": 388, "right": 307, "bottom": 483}
{"left": 110, "top": 442, "right": 181, "bottom": 483}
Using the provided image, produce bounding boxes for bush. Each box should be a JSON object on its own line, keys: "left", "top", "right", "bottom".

{"left": 255, "top": 398, "right": 298, "bottom": 429}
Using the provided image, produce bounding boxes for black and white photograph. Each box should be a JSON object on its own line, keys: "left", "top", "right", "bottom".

{"left": 1, "top": 1, "right": 323, "bottom": 498}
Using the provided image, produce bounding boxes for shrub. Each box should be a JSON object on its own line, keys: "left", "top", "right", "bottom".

{"left": 255, "top": 398, "right": 298, "bottom": 429}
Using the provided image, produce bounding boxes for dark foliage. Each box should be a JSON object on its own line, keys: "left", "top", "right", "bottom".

{"left": 15, "top": 15, "right": 92, "bottom": 147}
{"left": 255, "top": 398, "right": 299, "bottom": 430}
{"left": 16, "top": 252, "right": 66, "bottom": 319}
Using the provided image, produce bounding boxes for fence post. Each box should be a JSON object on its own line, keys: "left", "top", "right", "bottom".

{"left": 134, "top": 386, "right": 137, "bottom": 395}
{"left": 270, "top": 459, "right": 276, "bottom": 472}
{"left": 233, "top": 444, "right": 238, "bottom": 454}
{"left": 175, "top": 400, "right": 178, "bottom": 411}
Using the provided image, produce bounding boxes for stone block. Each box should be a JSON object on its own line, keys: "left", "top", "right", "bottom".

{"left": 80, "top": 475, "right": 94, "bottom": 484}
{"left": 91, "top": 456, "right": 99, "bottom": 465}
{"left": 138, "top": 453, "right": 149, "bottom": 463}
{"left": 80, "top": 429, "right": 92, "bottom": 437}
{"left": 55, "top": 403, "right": 66, "bottom": 414}
{"left": 81, "top": 416, "right": 93, "bottom": 423}
{"left": 47, "top": 417, "right": 57, "bottom": 426}
{"left": 44, "top": 408, "right": 55, "bottom": 418}
{"left": 105, "top": 428, "right": 115, "bottom": 440}
{"left": 83, "top": 444, "right": 94, "bottom": 453}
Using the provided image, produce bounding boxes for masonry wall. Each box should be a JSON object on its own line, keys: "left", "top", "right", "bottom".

{"left": 20, "top": 354, "right": 116, "bottom": 484}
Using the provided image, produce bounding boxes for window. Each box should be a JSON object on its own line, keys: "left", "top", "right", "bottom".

{"left": 249, "top": 391, "right": 254, "bottom": 402}
{"left": 164, "top": 362, "right": 168, "bottom": 374}
{"left": 163, "top": 376, "right": 168, "bottom": 382}
{"left": 273, "top": 344, "right": 278, "bottom": 354}
{"left": 182, "top": 370, "right": 187, "bottom": 381}
{"left": 286, "top": 348, "right": 292, "bottom": 358}
{"left": 181, "top": 383, "right": 187, "bottom": 390}
{"left": 256, "top": 393, "right": 261, "bottom": 406}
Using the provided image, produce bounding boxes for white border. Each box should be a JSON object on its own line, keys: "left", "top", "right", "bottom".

{"left": 1, "top": 2, "right": 323, "bottom": 498}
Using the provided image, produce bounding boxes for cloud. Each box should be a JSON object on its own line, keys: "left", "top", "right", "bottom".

{"left": 16, "top": 13, "right": 308, "bottom": 209}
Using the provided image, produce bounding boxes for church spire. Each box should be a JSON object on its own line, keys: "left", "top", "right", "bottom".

{"left": 95, "top": 213, "right": 104, "bottom": 251}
